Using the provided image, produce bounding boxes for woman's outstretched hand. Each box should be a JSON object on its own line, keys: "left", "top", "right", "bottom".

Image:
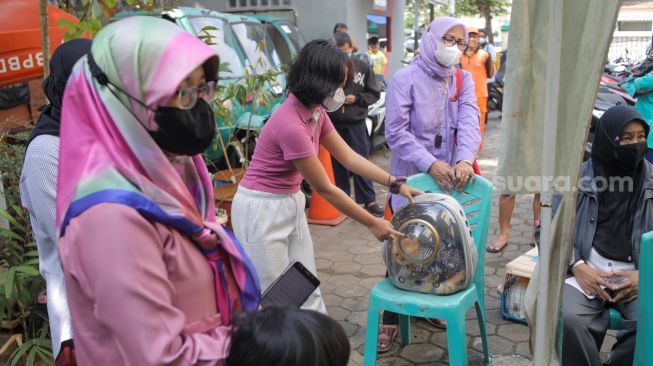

{"left": 398, "top": 184, "right": 424, "bottom": 203}
{"left": 368, "top": 217, "right": 404, "bottom": 241}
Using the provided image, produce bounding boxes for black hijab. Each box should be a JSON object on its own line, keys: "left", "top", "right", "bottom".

{"left": 27, "top": 38, "right": 92, "bottom": 147}
{"left": 590, "top": 105, "right": 649, "bottom": 262}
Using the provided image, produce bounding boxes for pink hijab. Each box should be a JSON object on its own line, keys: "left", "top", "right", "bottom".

{"left": 57, "top": 16, "right": 260, "bottom": 324}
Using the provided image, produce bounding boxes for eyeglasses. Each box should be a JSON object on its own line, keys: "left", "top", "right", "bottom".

{"left": 441, "top": 34, "right": 467, "bottom": 50}
{"left": 176, "top": 81, "right": 216, "bottom": 110}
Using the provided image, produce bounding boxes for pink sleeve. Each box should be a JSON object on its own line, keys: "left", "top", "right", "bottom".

{"left": 61, "top": 204, "right": 229, "bottom": 365}
{"left": 320, "top": 112, "right": 336, "bottom": 136}
{"left": 276, "top": 119, "right": 317, "bottom": 161}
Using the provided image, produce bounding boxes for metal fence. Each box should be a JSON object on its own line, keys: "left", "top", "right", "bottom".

{"left": 607, "top": 35, "right": 650, "bottom": 64}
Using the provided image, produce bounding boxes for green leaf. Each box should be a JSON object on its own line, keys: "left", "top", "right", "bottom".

{"left": 35, "top": 347, "right": 54, "bottom": 365}
{"left": 23, "top": 250, "right": 40, "bottom": 258}
{"left": 26, "top": 346, "right": 37, "bottom": 366}
{"left": 0, "top": 228, "right": 25, "bottom": 243}
{"left": 10, "top": 341, "right": 29, "bottom": 366}
{"left": 0, "top": 210, "right": 19, "bottom": 227}
{"left": 11, "top": 204, "right": 27, "bottom": 219}
{"left": 14, "top": 266, "right": 40, "bottom": 277}
{"left": 23, "top": 259, "right": 40, "bottom": 267}
{"left": 4, "top": 269, "right": 15, "bottom": 298}
{"left": 219, "top": 62, "right": 232, "bottom": 74}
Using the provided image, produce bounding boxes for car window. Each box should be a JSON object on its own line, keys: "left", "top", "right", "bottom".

{"left": 189, "top": 16, "right": 246, "bottom": 79}
{"left": 232, "top": 22, "right": 281, "bottom": 74}
{"left": 278, "top": 22, "right": 306, "bottom": 53}
{"left": 264, "top": 23, "right": 293, "bottom": 65}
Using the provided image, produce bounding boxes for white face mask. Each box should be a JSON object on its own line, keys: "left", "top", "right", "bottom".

{"left": 322, "top": 87, "right": 345, "bottom": 112}
{"left": 435, "top": 41, "right": 462, "bottom": 68}
{"left": 479, "top": 37, "right": 487, "bottom": 44}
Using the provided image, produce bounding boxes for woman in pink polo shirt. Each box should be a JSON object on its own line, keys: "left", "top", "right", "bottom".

{"left": 232, "top": 40, "right": 421, "bottom": 312}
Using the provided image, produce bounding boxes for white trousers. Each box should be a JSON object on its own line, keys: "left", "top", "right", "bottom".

{"left": 231, "top": 186, "right": 327, "bottom": 313}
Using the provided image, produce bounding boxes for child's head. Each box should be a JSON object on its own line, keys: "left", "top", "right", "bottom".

{"left": 226, "top": 307, "right": 351, "bottom": 366}
{"left": 287, "top": 39, "right": 348, "bottom": 107}
{"left": 333, "top": 32, "right": 354, "bottom": 55}
{"left": 333, "top": 22, "right": 349, "bottom": 34}
{"left": 368, "top": 36, "right": 380, "bottom": 53}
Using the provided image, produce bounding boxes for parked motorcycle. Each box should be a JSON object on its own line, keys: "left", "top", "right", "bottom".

{"left": 366, "top": 91, "right": 387, "bottom": 153}
{"left": 584, "top": 92, "right": 629, "bottom": 161}
{"left": 488, "top": 81, "right": 503, "bottom": 112}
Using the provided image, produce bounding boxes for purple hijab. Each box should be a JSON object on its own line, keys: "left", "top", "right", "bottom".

{"left": 414, "top": 17, "right": 468, "bottom": 79}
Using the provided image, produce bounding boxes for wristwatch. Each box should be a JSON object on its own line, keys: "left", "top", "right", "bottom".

{"left": 389, "top": 176, "right": 407, "bottom": 194}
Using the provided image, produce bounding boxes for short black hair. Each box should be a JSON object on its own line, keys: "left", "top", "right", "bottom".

{"left": 333, "top": 32, "right": 352, "bottom": 48}
{"left": 333, "top": 22, "right": 348, "bottom": 34}
{"left": 368, "top": 36, "right": 379, "bottom": 46}
{"left": 478, "top": 28, "right": 487, "bottom": 36}
{"left": 226, "top": 307, "right": 351, "bottom": 366}
{"left": 287, "top": 39, "right": 347, "bottom": 107}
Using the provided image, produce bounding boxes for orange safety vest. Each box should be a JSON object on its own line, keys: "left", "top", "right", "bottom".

{"left": 460, "top": 49, "right": 492, "bottom": 99}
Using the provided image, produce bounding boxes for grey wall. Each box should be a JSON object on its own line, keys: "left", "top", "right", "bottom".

{"left": 296, "top": 0, "right": 406, "bottom": 78}
{"left": 345, "top": 0, "right": 373, "bottom": 54}
{"left": 388, "top": 0, "right": 406, "bottom": 77}
{"left": 180, "top": 0, "right": 222, "bottom": 10}
{"left": 295, "top": 0, "right": 347, "bottom": 42}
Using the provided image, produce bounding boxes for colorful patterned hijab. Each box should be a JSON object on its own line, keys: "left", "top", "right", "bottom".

{"left": 56, "top": 16, "right": 260, "bottom": 324}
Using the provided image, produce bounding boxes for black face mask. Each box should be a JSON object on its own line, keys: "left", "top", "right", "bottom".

{"left": 614, "top": 142, "right": 648, "bottom": 170}
{"left": 87, "top": 52, "right": 216, "bottom": 156}
{"left": 149, "top": 98, "right": 216, "bottom": 156}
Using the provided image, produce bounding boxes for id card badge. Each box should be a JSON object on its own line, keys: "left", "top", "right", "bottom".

{"left": 435, "top": 134, "right": 443, "bottom": 148}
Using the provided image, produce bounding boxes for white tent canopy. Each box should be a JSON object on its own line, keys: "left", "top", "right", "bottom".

{"left": 498, "top": 0, "right": 620, "bottom": 364}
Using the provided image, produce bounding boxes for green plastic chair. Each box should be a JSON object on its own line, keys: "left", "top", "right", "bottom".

{"left": 363, "top": 174, "right": 493, "bottom": 366}
{"left": 634, "top": 230, "right": 653, "bottom": 365}
{"left": 608, "top": 308, "right": 622, "bottom": 330}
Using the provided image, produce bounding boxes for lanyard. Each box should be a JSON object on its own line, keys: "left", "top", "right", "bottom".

{"left": 434, "top": 76, "right": 450, "bottom": 148}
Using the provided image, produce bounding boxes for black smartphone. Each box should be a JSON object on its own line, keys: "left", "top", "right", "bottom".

{"left": 260, "top": 261, "right": 321, "bottom": 308}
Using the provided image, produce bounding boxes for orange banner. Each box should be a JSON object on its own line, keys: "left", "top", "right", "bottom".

{"left": 0, "top": 1, "right": 78, "bottom": 87}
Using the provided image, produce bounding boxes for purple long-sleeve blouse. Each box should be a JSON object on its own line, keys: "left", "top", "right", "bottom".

{"left": 385, "top": 63, "right": 481, "bottom": 209}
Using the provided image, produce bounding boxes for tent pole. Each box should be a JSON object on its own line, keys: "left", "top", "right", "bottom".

{"left": 534, "top": 0, "right": 562, "bottom": 364}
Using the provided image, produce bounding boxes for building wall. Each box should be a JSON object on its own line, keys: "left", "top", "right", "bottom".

{"left": 388, "top": 0, "right": 406, "bottom": 77}
{"left": 181, "top": 0, "right": 220, "bottom": 11}
{"left": 295, "top": 0, "right": 347, "bottom": 42}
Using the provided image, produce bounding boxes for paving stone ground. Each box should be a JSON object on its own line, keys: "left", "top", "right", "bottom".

{"left": 310, "top": 112, "right": 617, "bottom": 365}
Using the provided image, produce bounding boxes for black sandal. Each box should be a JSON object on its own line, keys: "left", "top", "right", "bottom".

{"left": 486, "top": 241, "right": 508, "bottom": 253}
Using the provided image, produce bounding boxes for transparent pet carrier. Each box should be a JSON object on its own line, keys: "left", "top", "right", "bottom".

{"left": 383, "top": 193, "right": 477, "bottom": 295}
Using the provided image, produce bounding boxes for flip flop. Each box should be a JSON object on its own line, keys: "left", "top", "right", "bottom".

{"left": 486, "top": 241, "right": 508, "bottom": 253}
{"left": 377, "top": 325, "right": 399, "bottom": 353}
